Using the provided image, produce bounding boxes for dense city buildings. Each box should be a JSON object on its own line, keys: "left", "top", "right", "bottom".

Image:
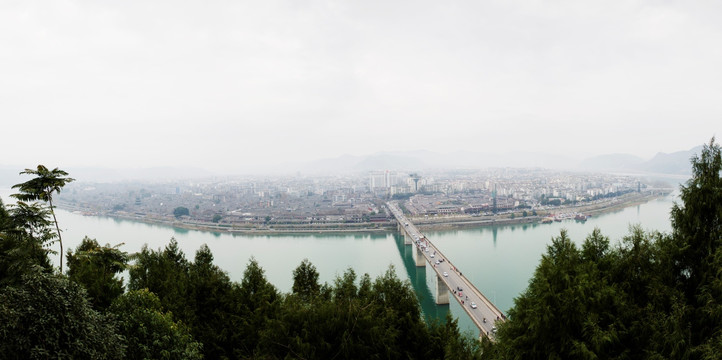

{"left": 56, "top": 168, "right": 670, "bottom": 231}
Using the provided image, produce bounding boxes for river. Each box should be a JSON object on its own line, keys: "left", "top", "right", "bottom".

{"left": 0, "top": 188, "right": 677, "bottom": 335}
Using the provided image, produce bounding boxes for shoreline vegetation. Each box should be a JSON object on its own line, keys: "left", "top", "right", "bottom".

{"left": 57, "top": 190, "right": 672, "bottom": 235}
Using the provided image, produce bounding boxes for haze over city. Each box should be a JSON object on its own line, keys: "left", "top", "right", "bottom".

{"left": 2, "top": 0, "right": 720, "bottom": 175}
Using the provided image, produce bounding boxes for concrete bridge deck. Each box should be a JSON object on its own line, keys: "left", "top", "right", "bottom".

{"left": 387, "top": 202, "right": 506, "bottom": 339}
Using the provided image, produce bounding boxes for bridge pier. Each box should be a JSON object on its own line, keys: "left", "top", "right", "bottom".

{"left": 435, "top": 274, "right": 450, "bottom": 304}
{"left": 397, "top": 222, "right": 412, "bottom": 245}
{"left": 388, "top": 202, "right": 506, "bottom": 337}
{"left": 415, "top": 245, "right": 426, "bottom": 267}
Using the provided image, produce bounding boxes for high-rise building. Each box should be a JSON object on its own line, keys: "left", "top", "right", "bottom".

{"left": 369, "top": 170, "right": 400, "bottom": 190}
{"left": 369, "top": 171, "right": 386, "bottom": 190}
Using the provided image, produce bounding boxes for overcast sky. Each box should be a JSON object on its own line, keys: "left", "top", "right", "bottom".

{"left": 1, "top": 0, "right": 720, "bottom": 173}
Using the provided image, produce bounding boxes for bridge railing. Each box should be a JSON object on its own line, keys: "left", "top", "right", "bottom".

{"left": 388, "top": 203, "right": 507, "bottom": 326}
{"left": 456, "top": 268, "right": 505, "bottom": 321}
{"left": 419, "top": 236, "right": 486, "bottom": 329}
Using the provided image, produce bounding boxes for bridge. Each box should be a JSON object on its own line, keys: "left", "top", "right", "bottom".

{"left": 387, "top": 202, "right": 506, "bottom": 339}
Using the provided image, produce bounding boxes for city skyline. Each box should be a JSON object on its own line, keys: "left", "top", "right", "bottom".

{"left": 2, "top": 1, "right": 720, "bottom": 173}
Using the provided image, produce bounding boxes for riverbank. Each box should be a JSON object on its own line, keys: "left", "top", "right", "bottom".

{"left": 412, "top": 191, "right": 672, "bottom": 231}
{"left": 56, "top": 191, "right": 672, "bottom": 235}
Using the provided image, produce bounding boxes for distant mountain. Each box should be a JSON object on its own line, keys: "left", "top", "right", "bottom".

{"left": 300, "top": 154, "right": 364, "bottom": 173}
{"left": 579, "top": 146, "right": 703, "bottom": 175}
{"left": 298, "top": 150, "right": 579, "bottom": 174}
{"left": 299, "top": 145, "right": 704, "bottom": 176}
{"left": 121, "top": 167, "right": 215, "bottom": 181}
{"left": 579, "top": 154, "right": 646, "bottom": 172}
{"left": 0, "top": 165, "right": 218, "bottom": 185}
{"left": 1, "top": 145, "right": 702, "bottom": 184}
{"left": 352, "top": 153, "right": 427, "bottom": 171}
{"left": 639, "top": 146, "right": 703, "bottom": 175}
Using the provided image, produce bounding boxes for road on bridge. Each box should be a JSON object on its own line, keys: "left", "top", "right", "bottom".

{"left": 387, "top": 202, "right": 505, "bottom": 339}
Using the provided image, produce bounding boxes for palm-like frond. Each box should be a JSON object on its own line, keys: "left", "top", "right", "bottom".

{"left": 10, "top": 165, "right": 74, "bottom": 273}
{"left": 11, "top": 165, "right": 74, "bottom": 203}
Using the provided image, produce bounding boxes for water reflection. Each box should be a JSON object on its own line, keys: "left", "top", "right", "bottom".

{"left": 392, "top": 233, "right": 450, "bottom": 322}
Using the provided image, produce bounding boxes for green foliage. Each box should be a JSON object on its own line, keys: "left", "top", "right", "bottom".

{"left": 128, "top": 238, "right": 193, "bottom": 322}
{"left": 173, "top": 206, "right": 190, "bottom": 218}
{"left": 212, "top": 213, "right": 222, "bottom": 223}
{"left": 11, "top": 165, "right": 74, "bottom": 273}
{"left": 11, "top": 165, "right": 75, "bottom": 204}
{"left": 671, "top": 139, "right": 722, "bottom": 294}
{"left": 0, "top": 272, "right": 124, "bottom": 359}
{"left": 669, "top": 138, "right": 722, "bottom": 353}
{"left": 495, "top": 229, "right": 644, "bottom": 359}
{"left": 391, "top": 193, "right": 414, "bottom": 200}
{"left": 259, "top": 266, "right": 473, "bottom": 359}
{"left": 6, "top": 201, "right": 53, "bottom": 241}
{"left": 236, "top": 257, "right": 281, "bottom": 357}
{"left": 109, "top": 289, "right": 202, "bottom": 360}
{"left": 130, "top": 256, "right": 480, "bottom": 359}
{"left": 0, "top": 200, "right": 54, "bottom": 286}
{"left": 187, "top": 244, "right": 243, "bottom": 359}
{"left": 129, "top": 241, "right": 259, "bottom": 359}
{"left": 66, "top": 237, "right": 128, "bottom": 309}
{"left": 428, "top": 314, "right": 484, "bottom": 359}
{"left": 292, "top": 258, "right": 321, "bottom": 301}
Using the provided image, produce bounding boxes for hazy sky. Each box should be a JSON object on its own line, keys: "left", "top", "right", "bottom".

{"left": 2, "top": 0, "right": 720, "bottom": 173}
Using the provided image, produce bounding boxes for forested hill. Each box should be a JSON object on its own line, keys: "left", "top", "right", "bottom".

{"left": 1, "top": 139, "right": 722, "bottom": 359}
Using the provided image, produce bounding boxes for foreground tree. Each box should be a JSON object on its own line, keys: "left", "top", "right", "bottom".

{"left": 128, "top": 238, "right": 193, "bottom": 322}
{"left": 66, "top": 237, "right": 129, "bottom": 310}
{"left": 187, "top": 244, "right": 242, "bottom": 359}
{"left": 669, "top": 138, "right": 722, "bottom": 356}
{"left": 0, "top": 272, "right": 124, "bottom": 359}
{"left": 0, "top": 200, "right": 55, "bottom": 286}
{"left": 128, "top": 240, "right": 245, "bottom": 358}
{"left": 236, "top": 258, "right": 280, "bottom": 357}
{"left": 122, "top": 238, "right": 484, "bottom": 358}
{"left": 258, "top": 265, "right": 470, "bottom": 359}
{"left": 292, "top": 258, "right": 321, "bottom": 301}
{"left": 11, "top": 165, "right": 74, "bottom": 273}
{"left": 109, "top": 289, "right": 202, "bottom": 360}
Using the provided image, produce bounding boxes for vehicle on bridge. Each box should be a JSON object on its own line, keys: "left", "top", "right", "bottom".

{"left": 388, "top": 201, "right": 507, "bottom": 339}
